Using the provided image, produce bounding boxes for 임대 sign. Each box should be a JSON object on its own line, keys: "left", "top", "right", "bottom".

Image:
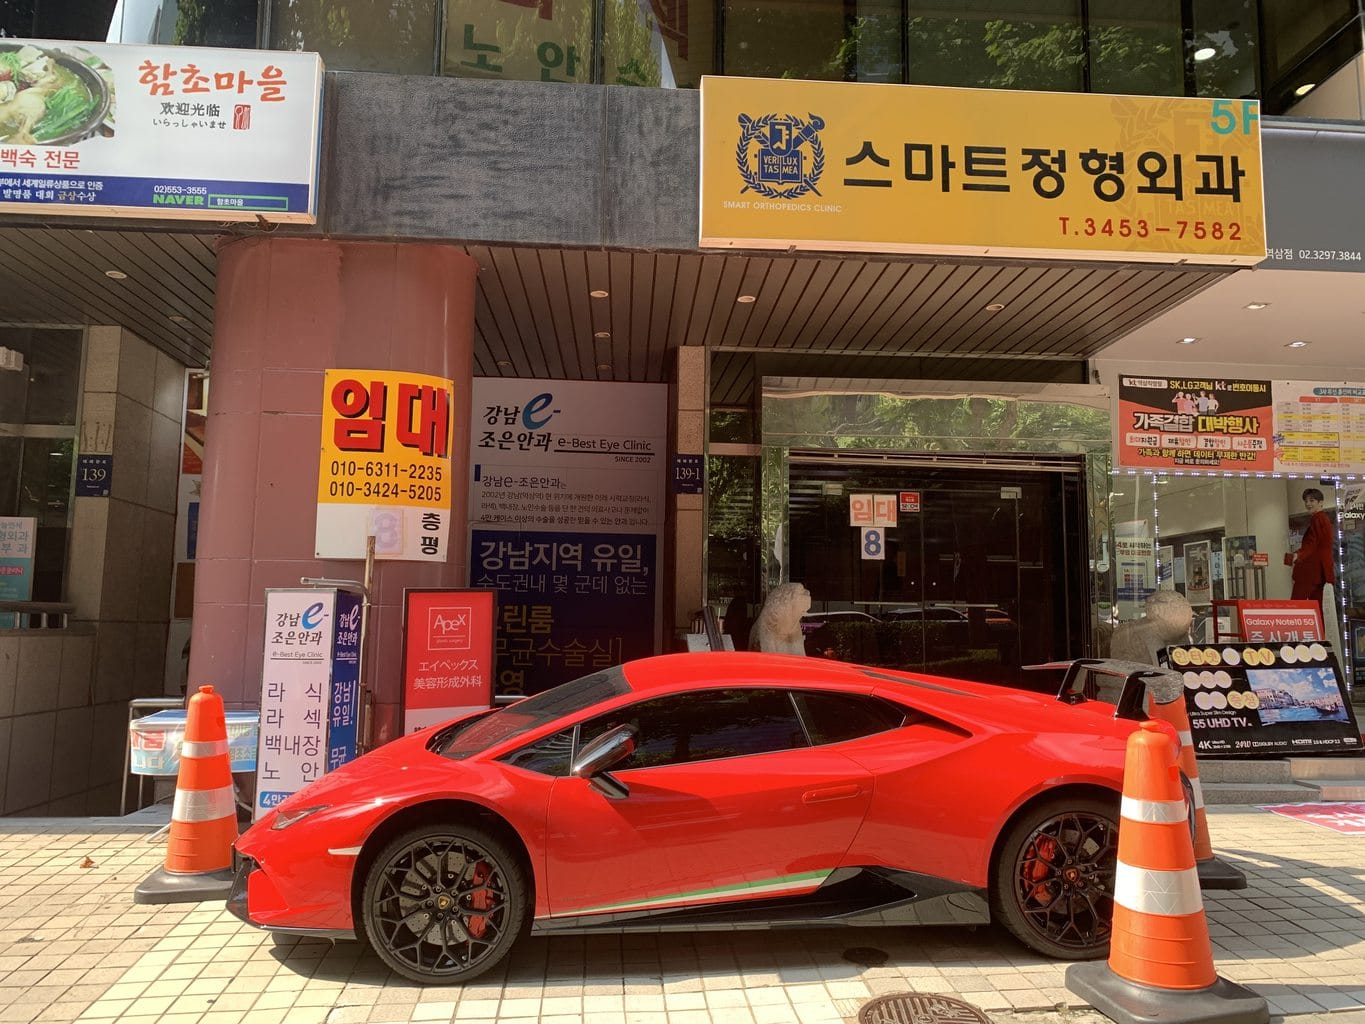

{"left": 316, "top": 369, "right": 457, "bottom": 562}
{"left": 0, "top": 39, "right": 322, "bottom": 222}
{"left": 700, "top": 77, "right": 1265, "bottom": 264}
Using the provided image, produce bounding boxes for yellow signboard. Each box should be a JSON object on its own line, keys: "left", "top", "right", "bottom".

{"left": 316, "top": 369, "right": 455, "bottom": 562}
{"left": 699, "top": 77, "right": 1265, "bottom": 265}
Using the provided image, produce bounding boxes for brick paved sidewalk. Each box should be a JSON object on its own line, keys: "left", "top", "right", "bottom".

{"left": 0, "top": 807, "right": 1362, "bottom": 1024}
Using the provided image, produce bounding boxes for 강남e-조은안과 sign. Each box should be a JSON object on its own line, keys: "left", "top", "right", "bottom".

{"left": 0, "top": 39, "right": 321, "bottom": 222}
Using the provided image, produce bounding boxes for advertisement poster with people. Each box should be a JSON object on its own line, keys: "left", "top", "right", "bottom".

{"left": 1116, "top": 376, "right": 1274, "bottom": 471}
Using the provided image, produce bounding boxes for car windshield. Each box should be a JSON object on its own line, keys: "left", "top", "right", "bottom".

{"left": 434, "top": 666, "right": 630, "bottom": 760}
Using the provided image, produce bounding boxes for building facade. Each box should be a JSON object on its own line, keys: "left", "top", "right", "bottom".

{"left": 2, "top": 0, "right": 1364, "bottom": 813}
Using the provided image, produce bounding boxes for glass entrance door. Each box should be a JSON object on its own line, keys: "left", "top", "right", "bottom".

{"left": 787, "top": 455, "right": 1089, "bottom": 689}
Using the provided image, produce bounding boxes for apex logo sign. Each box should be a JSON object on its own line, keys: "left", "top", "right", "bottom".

{"left": 428, "top": 605, "right": 472, "bottom": 651}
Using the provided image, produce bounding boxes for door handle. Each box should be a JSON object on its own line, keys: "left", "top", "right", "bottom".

{"left": 802, "top": 784, "right": 862, "bottom": 804}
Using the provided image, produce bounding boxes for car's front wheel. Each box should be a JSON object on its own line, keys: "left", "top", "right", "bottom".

{"left": 360, "top": 823, "right": 528, "bottom": 984}
{"left": 990, "top": 795, "right": 1119, "bottom": 960}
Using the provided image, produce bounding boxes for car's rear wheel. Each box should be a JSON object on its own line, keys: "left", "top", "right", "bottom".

{"left": 990, "top": 795, "right": 1118, "bottom": 960}
{"left": 361, "top": 823, "right": 527, "bottom": 984}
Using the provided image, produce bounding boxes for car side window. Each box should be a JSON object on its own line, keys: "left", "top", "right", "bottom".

{"left": 793, "top": 691, "right": 908, "bottom": 745}
{"left": 500, "top": 727, "right": 575, "bottom": 777}
{"left": 578, "top": 689, "right": 808, "bottom": 770}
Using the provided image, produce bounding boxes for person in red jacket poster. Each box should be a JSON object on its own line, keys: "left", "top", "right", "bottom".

{"left": 1287, "top": 488, "right": 1336, "bottom": 602}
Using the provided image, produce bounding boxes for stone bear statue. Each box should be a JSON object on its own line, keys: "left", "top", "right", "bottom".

{"left": 1109, "top": 590, "right": 1194, "bottom": 666}
{"left": 748, "top": 582, "right": 811, "bottom": 656}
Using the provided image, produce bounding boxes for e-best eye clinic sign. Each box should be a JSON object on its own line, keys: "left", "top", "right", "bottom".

{"left": 0, "top": 39, "right": 321, "bottom": 222}
{"left": 700, "top": 76, "right": 1266, "bottom": 265}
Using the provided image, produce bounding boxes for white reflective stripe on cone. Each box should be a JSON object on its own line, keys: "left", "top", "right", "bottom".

{"left": 1178, "top": 730, "right": 1193, "bottom": 748}
{"left": 180, "top": 739, "right": 229, "bottom": 759}
{"left": 1189, "top": 775, "right": 1206, "bottom": 810}
{"left": 172, "top": 786, "right": 236, "bottom": 823}
{"left": 1114, "top": 862, "right": 1204, "bottom": 917}
{"left": 1121, "top": 796, "right": 1188, "bottom": 824}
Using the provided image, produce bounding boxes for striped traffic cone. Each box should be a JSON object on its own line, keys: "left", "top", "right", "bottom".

{"left": 134, "top": 685, "right": 239, "bottom": 904}
{"left": 1066, "top": 721, "right": 1268, "bottom": 1024}
{"left": 1148, "top": 693, "right": 1247, "bottom": 891}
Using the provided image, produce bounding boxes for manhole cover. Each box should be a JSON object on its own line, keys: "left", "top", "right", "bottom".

{"left": 859, "top": 992, "right": 992, "bottom": 1024}
{"left": 843, "top": 946, "right": 890, "bottom": 967}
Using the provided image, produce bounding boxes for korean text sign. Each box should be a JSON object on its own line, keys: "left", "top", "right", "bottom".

{"left": 0, "top": 39, "right": 321, "bottom": 222}
{"left": 469, "top": 378, "right": 666, "bottom": 696}
{"left": 402, "top": 589, "right": 495, "bottom": 734}
{"left": 700, "top": 76, "right": 1265, "bottom": 265}
{"left": 1161, "top": 641, "right": 1361, "bottom": 757}
{"left": 317, "top": 369, "right": 456, "bottom": 562}
{"left": 254, "top": 589, "right": 335, "bottom": 820}
{"left": 1116, "top": 376, "right": 1273, "bottom": 471}
{"left": 0, "top": 516, "right": 36, "bottom": 628}
{"left": 1235, "top": 601, "right": 1324, "bottom": 643}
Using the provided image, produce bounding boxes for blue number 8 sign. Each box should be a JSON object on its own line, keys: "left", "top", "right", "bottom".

{"left": 861, "top": 527, "right": 885, "bottom": 561}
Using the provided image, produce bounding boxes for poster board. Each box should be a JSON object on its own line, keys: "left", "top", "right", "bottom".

{"left": 1160, "top": 640, "right": 1361, "bottom": 756}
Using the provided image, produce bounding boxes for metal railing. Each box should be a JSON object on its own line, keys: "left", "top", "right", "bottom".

{"left": 0, "top": 600, "right": 74, "bottom": 628}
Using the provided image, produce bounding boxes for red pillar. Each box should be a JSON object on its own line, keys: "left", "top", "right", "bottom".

{"left": 189, "top": 237, "right": 477, "bottom": 745}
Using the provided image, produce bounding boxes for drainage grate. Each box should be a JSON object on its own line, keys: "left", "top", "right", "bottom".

{"left": 858, "top": 992, "right": 993, "bottom": 1024}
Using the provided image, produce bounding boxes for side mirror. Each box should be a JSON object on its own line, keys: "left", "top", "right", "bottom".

{"left": 571, "top": 724, "right": 636, "bottom": 799}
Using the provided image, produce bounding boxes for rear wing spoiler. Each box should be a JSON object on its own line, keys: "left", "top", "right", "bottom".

{"left": 1023, "top": 659, "right": 1184, "bottom": 721}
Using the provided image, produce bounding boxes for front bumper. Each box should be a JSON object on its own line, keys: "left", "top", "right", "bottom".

{"left": 227, "top": 850, "right": 356, "bottom": 941}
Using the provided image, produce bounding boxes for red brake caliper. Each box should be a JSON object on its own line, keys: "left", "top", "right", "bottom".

{"left": 1026, "top": 836, "right": 1059, "bottom": 904}
{"left": 466, "top": 861, "right": 491, "bottom": 939}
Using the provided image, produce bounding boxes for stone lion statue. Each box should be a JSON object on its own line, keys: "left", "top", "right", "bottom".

{"left": 748, "top": 582, "right": 811, "bottom": 656}
{"left": 1110, "top": 590, "right": 1194, "bottom": 666}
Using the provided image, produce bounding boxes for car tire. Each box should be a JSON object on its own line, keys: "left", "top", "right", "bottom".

{"left": 360, "top": 822, "right": 528, "bottom": 984}
{"left": 990, "top": 794, "right": 1119, "bottom": 961}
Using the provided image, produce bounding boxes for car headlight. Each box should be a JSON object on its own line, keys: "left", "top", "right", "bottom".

{"left": 270, "top": 804, "right": 331, "bottom": 830}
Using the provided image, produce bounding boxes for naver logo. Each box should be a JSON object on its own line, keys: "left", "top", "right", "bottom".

{"left": 428, "top": 606, "right": 473, "bottom": 651}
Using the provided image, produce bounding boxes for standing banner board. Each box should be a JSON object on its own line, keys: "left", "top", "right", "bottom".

{"left": 0, "top": 40, "right": 322, "bottom": 222}
{"left": 316, "top": 369, "right": 456, "bottom": 562}
{"left": 1161, "top": 640, "right": 1362, "bottom": 756}
{"left": 254, "top": 589, "right": 364, "bottom": 820}
{"left": 700, "top": 77, "right": 1265, "bottom": 265}
{"left": 0, "top": 517, "right": 37, "bottom": 628}
{"left": 327, "top": 593, "right": 362, "bottom": 771}
{"left": 1232, "top": 600, "right": 1325, "bottom": 642}
{"left": 401, "top": 589, "right": 496, "bottom": 734}
{"left": 469, "top": 379, "right": 666, "bottom": 696}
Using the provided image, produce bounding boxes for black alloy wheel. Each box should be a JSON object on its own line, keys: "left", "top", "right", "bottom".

{"left": 990, "top": 795, "right": 1119, "bottom": 960}
{"left": 361, "top": 824, "right": 527, "bottom": 984}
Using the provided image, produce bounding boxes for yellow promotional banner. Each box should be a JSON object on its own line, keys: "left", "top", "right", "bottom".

{"left": 316, "top": 369, "right": 455, "bottom": 562}
{"left": 700, "top": 77, "right": 1265, "bottom": 265}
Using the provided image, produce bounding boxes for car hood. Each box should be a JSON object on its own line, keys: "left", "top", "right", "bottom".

{"left": 258, "top": 726, "right": 460, "bottom": 823}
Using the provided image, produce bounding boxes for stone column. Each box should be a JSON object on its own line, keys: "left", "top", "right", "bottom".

{"left": 667, "top": 345, "right": 707, "bottom": 640}
{"left": 189, "top": 237, "right": 478, "bottom": 745}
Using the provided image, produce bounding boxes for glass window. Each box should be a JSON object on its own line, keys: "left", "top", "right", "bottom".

{"left": 793, "top": 691, "right": 906, "bottom": 744}
{"left": 442, "top": 0, "right": 593, "bottom": 83}
{"left": 0, "top": 328, "right": 80, "bottom": 604}
{"left": 1261, "top": 0, "right": 1356, "bottom": 86}
{"left": 1088, "top": 0, "right": 1184, "bottom": 96}
{"left": 1190, "top": 0, "right": 1259, "bottom": 98}
{"left": 604, "top": 0, "right": 715, "bottom": 87}
{"left": 437, "top": 666, "right": 629, "bottom": 759}
{"left": 907, "top": 0, "right": 1084, "bottom": 92}
{"left": 724, "top": 0, "right": 902, "bottom": 83}
{"left": 271, "top": 0, "right": 438, "bottom": 75}
{"left": 579, "top": 689, "right": 808, "bottom": 769}
{"left": 501, "top": 727, "right": 576, "bottom": 775}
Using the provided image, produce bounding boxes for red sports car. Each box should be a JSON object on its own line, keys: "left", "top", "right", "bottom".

{"left": 229, "top": 652, "right": 1170, "bottom": 984}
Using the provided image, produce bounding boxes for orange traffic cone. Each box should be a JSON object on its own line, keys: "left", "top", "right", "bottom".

{"left": 1148, "top": 693, "right": 1247, "bottom": 890}
{"left": 134, "top": 686, "right": 239, "bottom": 904}
{"left": 1066, "top": 721, "right": 1268, "bottom": 1024}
